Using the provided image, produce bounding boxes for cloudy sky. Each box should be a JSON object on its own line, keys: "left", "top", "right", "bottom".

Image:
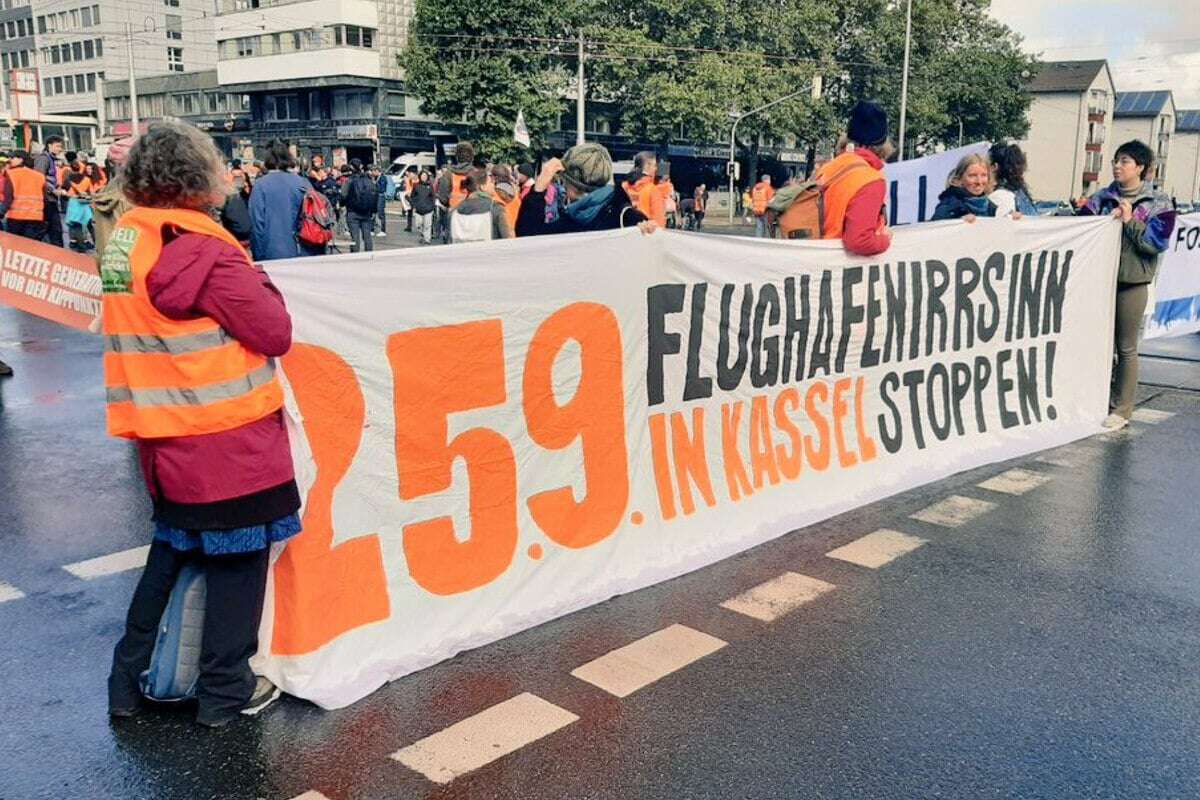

{"left": 988, "top": 0, "right": 1200, "bottom": 109}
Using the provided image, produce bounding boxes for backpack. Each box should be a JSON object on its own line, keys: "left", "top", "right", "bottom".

{"left": 298, "top": 187, "right": 335, "bottom": 246}
{"left": 140, "top": 565, "right": 206, "bottom": 702}
{"left": 346, "top": 174, "right": 378, "bottom": 215}
{"left": 767, "top": 161, "right": 871, "bottom": 240}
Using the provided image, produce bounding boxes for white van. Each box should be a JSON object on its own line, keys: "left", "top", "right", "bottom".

{"left": 388, "top": 151, "right": 437, "bottom": 178}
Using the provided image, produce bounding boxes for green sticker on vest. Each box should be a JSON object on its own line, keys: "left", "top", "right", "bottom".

{"left": 100, "top": 227, "right": 137, "bottom": 294}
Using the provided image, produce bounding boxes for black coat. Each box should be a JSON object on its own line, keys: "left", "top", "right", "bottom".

{"left": 220, "top": 192, "right": 253, "bottom": 242}
{"left": 410, "top": 183, "right": 436, "bottom": 215}
{"left": 515, "top": 187, "right": 646, "bottom": 237}
{"left": 931, "top": 186, "right": 997, "bottom": 221}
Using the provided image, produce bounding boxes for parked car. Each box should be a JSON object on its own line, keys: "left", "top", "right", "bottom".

{"left": 1175, "top": 202, "right": 1194, "bottom": 215}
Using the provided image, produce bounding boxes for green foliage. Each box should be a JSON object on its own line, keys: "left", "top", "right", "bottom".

{"left": 401, "top": 0, "right": 1036, "bottom": 160}
{"left": 400, "top": 0, "right": 580, "bottom": 161}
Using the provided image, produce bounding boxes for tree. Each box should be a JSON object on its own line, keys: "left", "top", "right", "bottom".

{"left": 401, "top": 0, "right": 580, "bottom": 161}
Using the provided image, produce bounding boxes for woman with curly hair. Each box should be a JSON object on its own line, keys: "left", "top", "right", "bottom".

{"left": 101, "top": 121, "right": 300, "bottom": 727}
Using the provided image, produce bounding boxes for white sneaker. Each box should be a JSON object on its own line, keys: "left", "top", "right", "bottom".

{"left": 374, "top": 232, "right": 386, "bottom": 237}
{"left": 1102, "top": 413, "right": 1129, "bottom": 430}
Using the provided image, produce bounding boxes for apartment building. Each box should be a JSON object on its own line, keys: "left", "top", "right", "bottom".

{"left": 34, "top": 0, "right": 215, "bottom": 120}
{"left": 1111, "top": 91, "right": 1176, "bottom": 193}
{"left": 1020, "top": 60, "right": 1116, "bottom": 202}
{"left": 213, "top": 0, "right": 429, "bottom": 163}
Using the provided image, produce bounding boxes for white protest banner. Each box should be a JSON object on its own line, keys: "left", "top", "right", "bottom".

{"left": 255, "top": 217, "right": 1119, "bottom": 709}
{"left": 884, "top": 142, "right": 990, "bottom": 226}
{"left": 1145, "top": 211, "right": 1200, "bottom": 340}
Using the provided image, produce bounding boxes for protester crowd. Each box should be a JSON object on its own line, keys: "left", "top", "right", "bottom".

{"left": 0, "top": 93, "right": 1177, "bottom": 725}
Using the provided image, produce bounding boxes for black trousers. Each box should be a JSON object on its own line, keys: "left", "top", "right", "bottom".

{"left": 7, "top": 219, "right": 46, "bottom": 241}
{"left": 43, "top": 202, "right": 63, "bottom": 247}
{"left": 108, "top": 539, "right": 270, "bottom": 721}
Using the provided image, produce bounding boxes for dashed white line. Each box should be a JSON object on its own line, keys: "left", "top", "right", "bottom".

{"left": 978, "top": 468, "right": 1053, "bottom": 496}
{"left": 826, "top": 529, "right": 928, "bottom": 569}
{"left": 720, "top": 572, "right": 836, "bottom": 621}
{"left": 910, "top": 495, "right": 996, "bottom": 528}
{"left": 62, "top": 545, "right": 150, "bottom": 580}
{"left": 0, "top": 581, "right": 26, "bottom": 603}
{"left": 391, "top": 692, "right": 578, "bottom": 785}
{"left": 1131, "top": 408, "right": 1174, "bottom": 424}
{"left": 571, "top": 624, "right": 727, "bottom": 698}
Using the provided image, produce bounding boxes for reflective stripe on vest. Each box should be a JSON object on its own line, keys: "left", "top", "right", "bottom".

{"left": 7, "top": 168, "right": 45, "bottom": 221}
{"left": 105, "top": 361, "right": 276, "bottom": 406}
{"left": 101, "top": 206, "right": 283, "bottom": 439}
{"left": 815, "top": 152, "right": 884, "bottom": 240}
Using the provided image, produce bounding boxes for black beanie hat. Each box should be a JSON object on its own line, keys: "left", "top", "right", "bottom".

{"left": 848, "top": 101, "right": 888, "bottom": 146}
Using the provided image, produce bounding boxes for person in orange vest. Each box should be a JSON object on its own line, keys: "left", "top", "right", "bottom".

{"left": 813, "top": 100, "right": 892, "bottom": 256}
{"left": 490, "top": 164, "right": 522, "bottom": 237}
{"left": 751, "top": 174, "right": 775, "bottom": 237}
{"left": 1, "top": 150, "right": 48, "bottom": 241}
{"left": 622, "top": 151, "right": 667, "bottom": 227}
{"left": 102, "top": 122, "right": 298, "bottom": 727}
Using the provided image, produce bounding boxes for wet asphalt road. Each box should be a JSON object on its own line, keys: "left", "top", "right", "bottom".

{"left": 3, "top": 307, "right": 1200, "bottom": 800}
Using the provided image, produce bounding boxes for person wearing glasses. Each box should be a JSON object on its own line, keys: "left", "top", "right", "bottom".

{"left": 1078, "top": 140, "right": 1177, "bottom": 429}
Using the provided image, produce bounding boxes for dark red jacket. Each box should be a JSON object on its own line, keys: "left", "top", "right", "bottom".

{"left": 137, "top": 230, "right": 298, "bottom": 529}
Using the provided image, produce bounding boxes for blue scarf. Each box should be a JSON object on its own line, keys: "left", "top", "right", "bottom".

{"left": 562, "top": 185, "right": 614, "bottom": 226}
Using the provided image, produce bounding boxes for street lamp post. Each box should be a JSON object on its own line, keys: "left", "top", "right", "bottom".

{"left": 897, "top": 0, "right": 913, "bottom": 160}
{"left": 727, "top": 76, "right": 822, "bottom": 225}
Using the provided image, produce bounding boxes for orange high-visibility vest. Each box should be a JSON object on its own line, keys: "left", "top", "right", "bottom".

{"left": 814, "top": 151, "right": 885, "bottom": 239}
{"left": 622, "top": 175, "right": 666, "bottom": 226}
{"left": 498, "top": 192, "right": 520, "bottom": 236}
{"left": 101, "top": 206, "right": 284, "bottom": 439}
{"left": 751, "top": 181, "right": 774, "bottom": 215}
{"left": 7, "top": 167, "right": 45, "bottom": 221}
{"left": 449, "top": 172, "right": 469, "bottom": 209}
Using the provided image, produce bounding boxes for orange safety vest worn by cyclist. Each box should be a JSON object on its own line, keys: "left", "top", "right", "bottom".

{"left": 622, "top": 175, "right": 666, "bottom": 226}
{"left": 7, "top": 166, "right": 46, "bottom": 221}
{"left": 751, "top": 181, "right": 775, "bottom": 215}
{"left": 813, "top": 151, "right": 885, "bottom": 239}
{"left": 101, "top": 206, "right": 284, "bottom": 439}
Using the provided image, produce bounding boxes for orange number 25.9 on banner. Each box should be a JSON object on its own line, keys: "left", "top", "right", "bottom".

{"left": 273, "top": 302, "right": 630, "bottom": 655}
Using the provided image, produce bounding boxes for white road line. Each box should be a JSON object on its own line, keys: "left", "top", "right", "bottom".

{"left": 977, "top": 468, "right": 1053, "bottom": 496}
{"left": 826, "top": 529, "right": 928, "bottom": 569}
{"left": 1131, "top": 408, "right": 1174, "bottom": 424}
{"left": 720, "top": 572, "right": 836, "bottom": 622}
{"left": 288, "top": 792, "right": 332, "bottom": 800}
{"left": 62, "top": 545, "right": 150, "bottom": 580}
{"left": 910, "top": 495, "right": 996, "bottom": 528}
{"left": 391, "top": 693, "right": 578, "bottom": 785}
{"left": 0, "top": 581, "right": 26, "bottom": 603}
{"left": 570, "top": 624, "right": 727, "bottom": 698}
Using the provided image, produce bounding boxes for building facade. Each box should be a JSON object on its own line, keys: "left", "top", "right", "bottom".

{"left": 101, "top": 69, "right": 252, "bottom": 157}
{"left": 214, "top": 0, "right": 428, "bottom": 163}
{"left": 33, "top": 0, "right": 215, "bottom": 119}
{"left": 1111, "top": 90, "right": 1176, "bottom": 194}
{"left": 1172, "top": 110, "right": 1200, "bottom": 205}
{"left": 1020, "top": 60, "right": 1116, "bottom": 202}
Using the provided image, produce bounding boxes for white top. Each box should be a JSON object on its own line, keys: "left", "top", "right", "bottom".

{"left": 989, "top": 188, "right": 1016, "bottom": 218}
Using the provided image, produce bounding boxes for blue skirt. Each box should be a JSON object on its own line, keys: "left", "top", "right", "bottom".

{"left": 153, "top": 513, "right": 302, "bottom": 556}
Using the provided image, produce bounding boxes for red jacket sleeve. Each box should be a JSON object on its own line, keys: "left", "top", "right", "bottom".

{"left": 148, "top": 232, "right": 293, "bottom": 357}
{"left": 842, "top": 180, "right": 891, "bottom": 257}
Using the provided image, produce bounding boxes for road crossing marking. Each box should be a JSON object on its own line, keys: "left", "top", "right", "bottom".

{"left": 571, "top": 624, "right": 727, "bottom": 698}
{"left": 720, "top": 572, "right": 836, "bottom": 621}
{"left": 977, "top": 468, "right": 1053, "bottom": 496}
{"left": 1131, "top": 408, "right": 1174, "bottom": 424}
{"left": 391, "top": 692, "right": 578, "bottom": 785}
{"left": 826, "top": 529, "right": 928, "bottom": 569}
{"left": 910, "top": 495, "right": 996, "bottom": 528}
{"left": 62, "top": 545, "right": 150, "bottom": 580}
{"left": 0, "top": 581, "right": 26, "bottom": 603}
